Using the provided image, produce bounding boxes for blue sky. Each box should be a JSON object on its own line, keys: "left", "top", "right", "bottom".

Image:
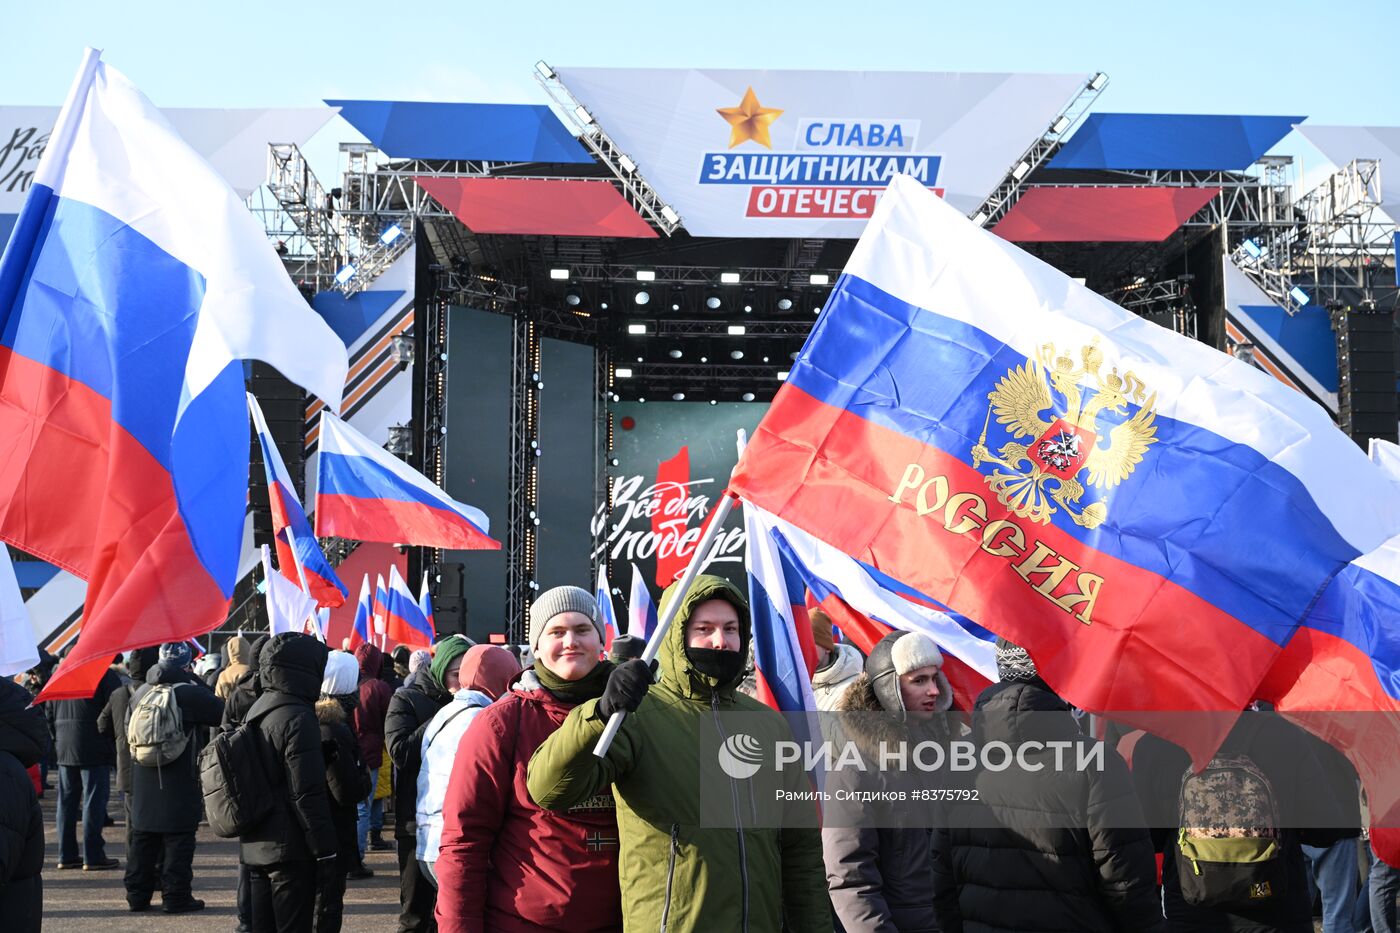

{"left": 5, "top": 0, "right": 1397, "bottom": 182}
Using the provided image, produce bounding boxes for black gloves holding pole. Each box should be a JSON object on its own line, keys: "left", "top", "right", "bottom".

{"left": 597, "top": 658, "right": 656, "bottom": 720}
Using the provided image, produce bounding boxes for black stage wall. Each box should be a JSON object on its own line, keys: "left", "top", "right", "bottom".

{"left": 536, "top": 337, "right": 597, "bottom": 592}
{"left": 599, "top": 401, "right": 765, "bottom": 596}
{"left": 443, "top": 306, "right": 512, "bottom": 640}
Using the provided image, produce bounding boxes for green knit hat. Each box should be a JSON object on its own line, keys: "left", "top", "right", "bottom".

{"left": 429, "top": 635, "right": 473, "bottom": 688}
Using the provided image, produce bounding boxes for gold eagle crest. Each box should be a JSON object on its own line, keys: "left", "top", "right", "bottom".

{"left": 970, "top": 341, "right": 1158, "bottom": 529}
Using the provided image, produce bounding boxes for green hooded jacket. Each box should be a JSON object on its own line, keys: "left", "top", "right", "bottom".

{"left": 527, "top": 574, "right": 830, "bottom": 933}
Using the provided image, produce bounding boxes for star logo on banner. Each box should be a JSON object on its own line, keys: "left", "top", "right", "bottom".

{"left": 716, "top": 87, "right": 784, "bottom": 149}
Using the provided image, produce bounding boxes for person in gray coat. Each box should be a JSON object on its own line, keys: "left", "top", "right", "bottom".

{"left": 823, "top": 630, "right": 954, "bottom": 933}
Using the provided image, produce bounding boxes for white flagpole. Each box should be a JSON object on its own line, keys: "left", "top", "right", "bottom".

{"left": 594, "top": 482, "right": 740, "bottom": 758}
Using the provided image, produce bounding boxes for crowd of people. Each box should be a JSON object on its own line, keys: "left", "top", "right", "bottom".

{"left": 2, "top": 574, "right": 1398, "bottom": 933}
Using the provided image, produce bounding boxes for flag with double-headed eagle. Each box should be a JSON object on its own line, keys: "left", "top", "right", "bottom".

{"left": 730, "top": 174, "right": 1400, "bottom": 825}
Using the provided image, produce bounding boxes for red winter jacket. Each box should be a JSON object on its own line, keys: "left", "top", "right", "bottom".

{"left": 353, "top": 644, "right": 393, "bottom": 769}
{"left": 435, "top": 670, "right": 621, "bottom": 933}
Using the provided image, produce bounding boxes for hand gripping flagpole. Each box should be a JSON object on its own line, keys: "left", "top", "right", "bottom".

{"left": 593, "top": 485, "right": 740, "bottom": 759}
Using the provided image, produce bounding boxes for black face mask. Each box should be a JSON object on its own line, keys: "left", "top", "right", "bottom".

{"left": 685, "top": 647, "right": 746, "bottom": 685}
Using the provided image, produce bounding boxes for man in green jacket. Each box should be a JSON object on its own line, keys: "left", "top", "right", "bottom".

{"left": 527, "top": 573, "right": 830, "bottom": 933}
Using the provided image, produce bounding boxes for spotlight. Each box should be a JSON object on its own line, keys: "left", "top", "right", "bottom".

{"left": 550, "top": 268, "right": 569, "bottom": 280}
{"left": 618, "top": 154, "right": 637, "bottom": 174}
{"left": 609, "top": 457, "right": 620, "bottom": 467}
{"left": 634, "top": 290, "right": 651, "bottom": 306}
{"left": 808, "top": 273, "right": 830, "bottom": 286}
{"left": 671, "top": 303, "right": 680, "bottom": 311}
{"left": 636, "top": 356, "right": 643, "bottom": 362}
{"left": 334, "top": 264, "right": 356, "bottom": 285}
{"left": 1051, "top": 116, "right": 1071, "bottom": 135}
{"left": 565, "top": 292, "right": 582, "bottom": 307}
{"left": 1289, "top": 286, "right": 1310, "bottom": 306}
{"left": 743, "top": 304, "right": 752, "bottom": 313}
{"left": 970, "top": 211, "right": 989, "bottom": 227}
{"left": 535, "top": 60, "right": 555, "bottom": 80}
{"left": 660, "top": 205, "right": 680, "bottom": 224}
{"left": 700, "top": 356, "right": 708, "bottom": 363}
{"left": 615, "top": 368, "right": 633, "bottom": 378}
{"left": 776, "top": 297, "right": 793, "bottom": 311}
{"left": 638, "top": 397, "right": 645, "bottom": 403}
{"left": 720, "top": 272, "right": 741, "bottom": 284}
{"left": 574, "top": 105, "right": 595, "bottom": 125}
{"left": 635, "top": 270, "right": 656, "bottom": 281}
{"left": 709, "top": 399, "right": 717, "bottom": 406}
{"left": 790, "top": 351, "right": 800, "bottom": 360}
{"left": 627, "top": 324, "right": 647, "bottom": 335}
{"left": 1011, "top": 161, "right": 1030, "bottom": 181}
{"left": 672, "top": 392, "right": 686, "bottom": 401}
{"left": 1089, "top": 71, "right": 1108, "bottom": 90}
{"left": 600, "top": 302, "right": 609, "bottom": 310}
{"left": 728, "top": 325, "right": 746, "bottom": 335}
{"left": 777, "top": 371, "right": 790, "bottom": 381}
{"left": 379, "top": 223, "right": 403, "bottom": 245}
{"left": 705, "top": 296, "right": 722, "bottom": 310}
{"left": 730, "top": 350, "right": 744, "bottom": 360}
{"left": 668, "top": 349, "right": 683, "bottom": 359}
{"left": 742, "top": 392, "right": 756, "bottom": 402}
{"left": 390, "top": 334, "right": 415, "bottom": 367}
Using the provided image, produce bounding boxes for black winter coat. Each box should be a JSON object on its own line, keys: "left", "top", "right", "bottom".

{"left": 128, "top": 665, "right": 225, "bottom": 833}
{"left": 317, "top": 698, "right": 373, "bottom": 871}
{"left": 823, "top": 671, "right": 954, "bottom": 933}
{"left": 221, "top": 634, "right": 270, "bottom": 728}
{"left": 931, "top": 680, "right": 1164, "bottom": 933}
{"left": 0, "top": 678, "right": 48, "bottom": 933}
{"left": 239, "top": 633, "right": 338, "bottom": 867}
{"left": 97, "top": 647, "right": 159, "bottom": 794}
{"left": 384, "top": 667, "right": 451, "bottom": 840}
{"left": 50, "top": 667, "right": 121, "bottom": 767}
{"left": 1131, "top": 714, "right": 1349, "bottom": 933}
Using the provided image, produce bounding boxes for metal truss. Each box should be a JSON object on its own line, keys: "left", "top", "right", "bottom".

{"left": 1230, "top": 159, "right": 1388, "bottom": 313}
{"left": 633, "top": 318, "right": 815, "bottom": 338}
{"left": 972, "top": 72, "right": 1108, "bottom": 227}
{"left": 263, "top": 144, "right": 347, "bottom": 280}
{"left": 615, "top": 362, "right": 783, "bottom": 385}
{"left": 536, "top": 61, "right": 683, "bottom": 236}
{"left": 592, "top": 343, "right": 612, "bottom": 583}
{"left": 1105, "top": 277, "right": 1199, "bottom": 340}
{"left": 433, "top": 269, "right": 521, "bottom": 311}
{"left": 504, "top": 317, "right": 540, "bottom": 643}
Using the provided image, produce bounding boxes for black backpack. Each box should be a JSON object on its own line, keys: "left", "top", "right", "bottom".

{"left": 199, "top": 712, "right": 275, "bottom": 838}
{"left": 1175, "top": 753, "right": 1286, "bottom": 909}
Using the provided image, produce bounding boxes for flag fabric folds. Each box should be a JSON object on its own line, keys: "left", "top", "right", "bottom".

{"left": 315, "top": 411, "right": 500, "bottom": 551}
{"left": 743, "top": 501, "right": 820, "bottom": 719}
{"left": 385, "top": 565, "right": 434, "bottom": 648}
{"left": 418, "top": 571, "right": 434, "bottom": 635}
{"left": 0, "top": 54, "right": 347, "bottom": 699}
{"left": 262, "top": 546, "right": 317, "bottom": 637}
{"left": 349, "top": 575, "right": 372, "bottom": 649}
{"left": 730, "top": 174, "right": 1400, "bottom": 778}
{"left": 595, "top": 565, "right": 619, "bottom": 652}
{"left": 627, "top": 562, "right": 657, "bottom": 640}
{"left": 248, "top": 393, "right": 347, "bottom": 608}
{"left": 374, "top": 574, "right": 389, "bottom": 645}
{"left": 0, "top": 548, "right": 37, "bottom": 678}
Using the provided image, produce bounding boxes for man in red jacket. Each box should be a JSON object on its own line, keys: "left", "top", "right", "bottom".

{"left": 435, "top": 586, "right": 621, "bottom": 933}
{"left": 352, "top": 643, "right": 394, "bottom": 874}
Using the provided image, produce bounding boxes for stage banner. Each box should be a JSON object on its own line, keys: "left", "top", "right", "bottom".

{"left": 555, "top": 68, "right": 1087, "bottom": 238}
{"left": 596, "top": 401, "right": 764, "bottom": 592}
{"left": 0, "top": 104, "right": 336, "bottom": 213}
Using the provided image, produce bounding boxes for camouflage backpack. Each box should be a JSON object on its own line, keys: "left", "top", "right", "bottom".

{"left": 1175, "top": 753, "right": 1286, "bottom": 909}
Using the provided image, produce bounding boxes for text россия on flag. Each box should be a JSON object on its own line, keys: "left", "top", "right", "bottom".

{"left": 0, "top": 52, "right": 347, "bottom": 699}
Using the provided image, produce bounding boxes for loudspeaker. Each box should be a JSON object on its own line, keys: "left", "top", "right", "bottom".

{"left": 432, "top": 562, "right": 468, "bottom": 637}
{"left": 1333, "top": 306, "right": 1399, "bottom": 447}
{"left": 248, "top": 362, "right": 307, "bottom": 548}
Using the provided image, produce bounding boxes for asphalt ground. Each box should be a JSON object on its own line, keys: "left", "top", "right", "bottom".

{"left": 38, "top": 787, "right": 401, "bottom": 932}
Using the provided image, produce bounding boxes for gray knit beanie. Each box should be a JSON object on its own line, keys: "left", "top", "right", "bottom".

{"left": 528, "top": 586, "right": 602, "bottom": 649}
{"left": 995, "top": 636, "right": 1039, "bottom": 682}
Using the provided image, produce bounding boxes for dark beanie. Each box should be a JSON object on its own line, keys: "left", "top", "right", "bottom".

{"left": 428, "top": 635, "right": 473, "bottom": 688}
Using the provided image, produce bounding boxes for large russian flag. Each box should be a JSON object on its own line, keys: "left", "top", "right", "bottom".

{"left": 315, "top": 411, "right": 500, "bottom": 551}
{"left": 0, "top": 53, "right": 346, "bottom": 700}
{"left": 730, "top": 174, "right": 1400, "bottom": 820}
{"left": 248, "top": 393, "right": 347, "bottom": 608}
{"left": 595, "top": 565, "right": 619, "bottom": 652}
{"left": 384, "top": 565, "right": 434, "bottom": 648}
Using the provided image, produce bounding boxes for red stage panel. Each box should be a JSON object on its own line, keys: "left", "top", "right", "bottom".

{"left": 994, "top": 186, "right": 1220, "bottom": 242}
{"left": 415, "top": 176, "right": 658, "bottom": 238}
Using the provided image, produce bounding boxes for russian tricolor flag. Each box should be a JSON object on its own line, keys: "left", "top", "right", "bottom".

{"left": 349, "top": 575, "right": 372, "bottom": 649}
{"left": 248, "top": 393, "right": 347, "bottom": 608}
{"left": 314, "top": 411, "right": 500, "bottom": 551}
{"left": 373, "top": 574, "right": 389, "bottom": 646}
{"left": 731, "top": 175, "right": 1400, "bottom": 822}
{"left": 385, "top": 565, "right": 434, "bottom": 648}
{"left": 0, "top": 53, "right": 346, "bottom": 699}
{"left": 743, "top": 500, "right": 820, "bottom": 722}
{"left": 628, "top": 562, "right": 657, "bottom": 640}
{"left": 595, "top": 565, "right": 619, "bottom": 652}
{"left": 418, "top": 572, "right": 434, "bottom": 634}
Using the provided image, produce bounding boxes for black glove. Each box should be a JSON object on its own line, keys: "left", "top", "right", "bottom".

{"left": 598, "top": 658, "right": 656, "bottom": 719}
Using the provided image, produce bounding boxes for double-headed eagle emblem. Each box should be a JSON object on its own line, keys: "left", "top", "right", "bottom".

{"left": 971, "top": 341, "right": 1158, "bottom": 529}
